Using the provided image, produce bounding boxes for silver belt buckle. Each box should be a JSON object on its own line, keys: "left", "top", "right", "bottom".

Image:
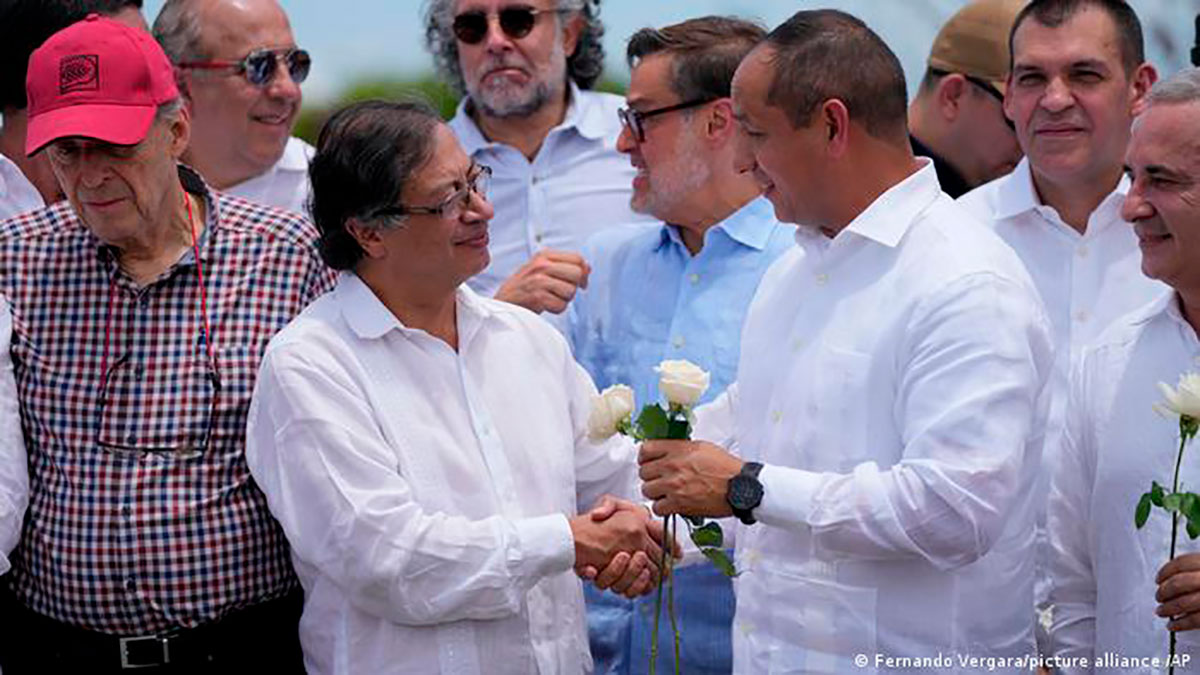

{"left": 119, "top": 634, "right": 171, "bottom": 669}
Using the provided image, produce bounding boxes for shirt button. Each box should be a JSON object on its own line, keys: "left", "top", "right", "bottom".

{"left": 534, "top": 232, "right": 544, "bottom": 244}
{"left": 133, "top": 364, "right": 145, "bottom": 379}
{"left": 138, "top": 295, "right": 150, "bottom": 308}
{"left": 126, "top": 434, "right": 137, "bottom": 445}
{"left": 124, "top": 577, "right": 136, "bottom": 592}
{"left": 1077, "top": 245, "right": 1089, "bottom": 258}
{"left": 1074, "top": 310, "right": 1090, "bottom": 323}
{"left": 739, "top": 620, "right": 755, "bottom": 636}
{"left": 688, "top": 273, "right": 700, "bottom": 285}
{"left": 121, "top": 505, "right": 131, "bottom": 518}
{"left": 672, "top": 336, "right": 685, "bottom": 349}
{"left": 815, "top": 273, "right": 829, "bottom": 286}
{"left": 771, "top": 410, "right": 782, "bottom": 424}
{"left": 791, "top": 338, "right": 804, "bottom": 353}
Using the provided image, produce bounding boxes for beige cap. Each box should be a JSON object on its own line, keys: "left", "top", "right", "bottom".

{"left": 928, "top": 0, "right": 1027, "bottom": 93}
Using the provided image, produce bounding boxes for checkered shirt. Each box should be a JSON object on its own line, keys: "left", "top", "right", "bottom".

{"left": 0, "top": 166, "right": 335, "bottom": 634}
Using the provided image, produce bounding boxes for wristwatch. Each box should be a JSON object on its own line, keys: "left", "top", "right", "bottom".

{"left": 726, "top": 461, "right": 764, "bottom": 525}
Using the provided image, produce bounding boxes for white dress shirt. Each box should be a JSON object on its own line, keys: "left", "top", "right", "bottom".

{"left": 449, "top": 84, "right": 655, "bottom": 329}
{"left": 246, "top": 273, "right": 641, "bottom": 675}
{"left": 698, "top": 162, "right": 1054, "bottom": 673}
{"left": 0, "top": 296, "right": 29, "bottom": 576}
{"left": 0, "top": 153, "right": 43, "bottom": 221}
{"left": 1048, "top": 291, "right": 1200, "bottom": 672}
{"left": 226, "top": 136, "right": 313, "bottom": 215}
{"left": 958, "top": 159, "right": 1165, "bottom": 623}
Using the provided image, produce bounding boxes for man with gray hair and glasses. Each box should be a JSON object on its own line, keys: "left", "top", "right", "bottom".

{"left": 154, "top": 0, "right": 313, "bottom": 214}
{"left": 1048, "top": 65, "right": 1200, "bottom": 669}
{"left": 424, "top": 0, "right": 652, "bottom": 330}
{"left": 0, "top": 15, "right": 332, "bottom": 672}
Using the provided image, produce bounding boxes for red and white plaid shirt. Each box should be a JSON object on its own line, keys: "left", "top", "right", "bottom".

{"left": 0, "top": 166, "right": 335, "bottom": 634}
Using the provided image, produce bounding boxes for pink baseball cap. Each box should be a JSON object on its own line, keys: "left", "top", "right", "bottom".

{"left": 24, "top": 14, "right": 179, "bottom": 156}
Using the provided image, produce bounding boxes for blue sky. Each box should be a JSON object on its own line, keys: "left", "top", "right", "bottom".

{"left": 142, "top": 0, "right": 1199, "bottom": 105}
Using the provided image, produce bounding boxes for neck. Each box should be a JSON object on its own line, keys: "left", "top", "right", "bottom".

{"left": 824, "top": 138, "right": 921, "bottom": 237}
{"left": 117, "top": 185, "right": 204, "bottom": 286}
{"left": 1181, "top": 290, "right": 1200, "bottom": 340}
{"left": 470, "top": 85, "right": 570, "bottom": 161}
{"left": 669, "top": 173, "right": 761, "bottom": 256}
{"left": 180, "top": 145, "right": 264, "bottom": 191}
{"left": 356, "top": 266, "right": 460, "bottom": 349}
{"left": 1031, "top": 164, "right": 1123, "bottom": 234}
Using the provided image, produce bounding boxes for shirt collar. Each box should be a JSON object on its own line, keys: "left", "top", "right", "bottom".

{"left": 1133, "top": 288, "right": 1191, "bottom": 329}
{"left": 275, "top": 136, "right": 313, "bottom": 173}
{"left": 449, "top": 81, "right": 606, "bottom": 156}
{"left": 838, "top": 158, "right": 941, "bottom": 248}
{"left": 994, "top": 156, "right": 1131, "bottom": 222}
{"left": 338, "top": 272, "right": 495, "bottom": 342}
{"left": 656, "top": 197, "right": 778, "bottom": 253}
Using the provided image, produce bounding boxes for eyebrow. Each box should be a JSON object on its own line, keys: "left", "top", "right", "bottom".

{"left": 1126, "top": 163, "right": 1189, "bottom": 181}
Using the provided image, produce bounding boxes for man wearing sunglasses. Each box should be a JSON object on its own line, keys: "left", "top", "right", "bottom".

{"left": 567, "top": 17, "right": 792, "bottom": 675}
{"left": 957, "top": 0, "right": 1164, "bottom": 655}
{"left": 907, "top": 0, "right": 1024, "bottom": 199}
{"left": 0, "top": 16, "right": 333, "bottom": 673}
{"left": 0, "top": 0, "right": 148, "bottom": 222}
{"left": 424, "top": 0, "right": 653, "bottom": 330}
{"left": 154, "top": 0, "right": 313, "bottom": 215}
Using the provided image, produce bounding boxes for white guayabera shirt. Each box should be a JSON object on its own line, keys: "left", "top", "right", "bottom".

{"left": 0, "top": 152, "right": 43, "bottom": 221}
{"left": 226, "top": 136, "right": 313, "bottom": 216}
{"left": 0, "top": 295, "right": 28, "bottom": 577}
{"left": 1048, "top": 291, "right": 1200, "bottom": 671}
{"left": 959, "top": 159, "right": 1165, "bottom": 620}
{"left": 246, "top": 273, "right": 640, "bottom": 675}
{"left": 696, "top": 162, "right": 1054, "bottom": 674}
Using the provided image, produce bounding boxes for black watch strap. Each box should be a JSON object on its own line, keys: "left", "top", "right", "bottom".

{"left": 727, "top": 461, "right": 764, "bottom": 525}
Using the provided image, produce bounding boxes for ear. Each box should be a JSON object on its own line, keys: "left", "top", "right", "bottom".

{"left": 1002, "top": 73, "right": 1016, "bottom": 123}
{"left": 703, "top": 98, "right": 736, "bottom": 143}
{"left": 346, "top": 217, "right": 389, "bottom": 260}
{"left": 935, "top": 74, "right": 968, "bottom": 122}
{"left": 561, "top": 11, "right": 584, "bottom": 59}
{"left": 1129, "top": 62, "right": 1158, "bottom": 113}
{"left": 167, "top": 105, "right": 192, "bottom": 159}
{"left": 821, "top": 98, "right": 851, "bottom": 159}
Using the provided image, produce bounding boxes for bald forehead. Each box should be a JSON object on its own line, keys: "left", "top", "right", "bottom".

{"left": 193, "top": 0, "right": 293, "bottom": 52}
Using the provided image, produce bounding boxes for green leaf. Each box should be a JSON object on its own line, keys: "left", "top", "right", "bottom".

{"left": 1185, "top": 493, "right": 1200, "bottom": 524}
{"left": 666, "top": 417, "right": 690, "bottom": 440}
{"left": 637, "top": 404, "right": 670, "bottom": 440}
{"left": 1188, "top": 518, "right": 1200, "bottom": 540}
{"left": 1164, "top": 493, "right": 1182, "bottom": 513}
{"left": 701, "top": 547, "right": 739, "bottom": 577}
{"left": 1151, "top": 482, "right": 1166, "bottom": 507}
{"left": 690, "top": 522, "right": 724, "bottom": 548}
{"left": 1136, "top": 493, "right": 1152, "bottom": 529}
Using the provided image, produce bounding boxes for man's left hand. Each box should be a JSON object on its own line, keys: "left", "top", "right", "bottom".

{"left": 638, "top": 439, "right": 742, "bottom": 517}
{"left": 1156, "top": 552, "right": 1200, "bottom": 630}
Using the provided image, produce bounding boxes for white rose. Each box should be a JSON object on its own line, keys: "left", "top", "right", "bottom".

{"left": 656, "top": 359, "right": 710, "bottom": 408}
{"left": 1159, "top": 373, "right": 1200, "bottom": 419}
{"left": 587, "top": 384, "right": 635, "bottom": 441}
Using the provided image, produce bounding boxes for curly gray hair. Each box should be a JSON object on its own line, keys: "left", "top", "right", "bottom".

{"left": 423, "top": 0, "right": 606, "bottom": 96}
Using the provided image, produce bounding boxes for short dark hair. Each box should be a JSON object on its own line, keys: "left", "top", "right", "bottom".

{"left": 1009, "top": 0, "right": 1144, "bottom": 74}
{"left": 761, "top": 9, "right": 908, "bottom": 141}
{"left": 0, "top": 0, "right": 144, "bottom": 110}
{"left": 309, "top": 100, "right": 441, "bottom": 271}
{"left": 626, "top": 16, "right": 765, "bottom": 103}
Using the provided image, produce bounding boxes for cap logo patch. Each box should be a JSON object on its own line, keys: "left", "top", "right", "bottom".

{"left": 60, "top": 55, "right": 100, "bottom": 94}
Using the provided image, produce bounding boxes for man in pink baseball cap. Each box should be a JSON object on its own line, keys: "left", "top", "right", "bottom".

{"left": 0, "top": 14, "right": 333, "bottom": 673}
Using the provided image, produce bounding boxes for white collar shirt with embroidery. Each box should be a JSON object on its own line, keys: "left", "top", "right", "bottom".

{"left": 695, "top": 161, "right": 1054, "bottom": 673}
{"left": 246, "top": 273, "right": 641, "bottom": 675}
{"left": 1048, "top": 290, "right": 1200, "bottom": 670}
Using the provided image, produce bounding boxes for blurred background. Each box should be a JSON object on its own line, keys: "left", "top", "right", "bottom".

{"left": 141, "top": 0, "right": 1200, "bottom": 143}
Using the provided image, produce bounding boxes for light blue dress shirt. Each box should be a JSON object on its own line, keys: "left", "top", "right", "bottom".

{"left": 569, "top": 197, "right": 793, "bottom": 675}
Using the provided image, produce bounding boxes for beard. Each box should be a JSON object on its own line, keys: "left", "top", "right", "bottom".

{"left": 465, "top": 37, "right": 568, "bottom": 119}
{"left": 631, "top": 127, "right": 711, "bottom": 220}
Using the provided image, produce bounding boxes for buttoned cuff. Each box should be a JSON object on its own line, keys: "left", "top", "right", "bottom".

{"left": 754, "top": 464, "right": 824, "bottom": 529}
{"left": 513, "top": 513, "right": 576, "bottom": 580}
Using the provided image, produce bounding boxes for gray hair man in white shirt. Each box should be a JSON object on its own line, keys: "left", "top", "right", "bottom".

{"left": 153, "top": 0, "right": 314, "bottom": 214}
{"left": 1048, "top": 66, "right": 1200, "bottom": 668}
{"left": 638, "top": 8, "right": 1053, "bottom": 671}
{"left": 423, "top": 0, "right": 652, "bottom": 326}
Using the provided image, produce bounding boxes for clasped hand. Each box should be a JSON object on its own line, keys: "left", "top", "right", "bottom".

{"left": 570, "top": 496, "right": 680, "bottom": 598}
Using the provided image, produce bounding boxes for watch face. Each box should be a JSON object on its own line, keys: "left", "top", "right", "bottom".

{"left": 729, "top": 474, "right": 763, "bottom": 510}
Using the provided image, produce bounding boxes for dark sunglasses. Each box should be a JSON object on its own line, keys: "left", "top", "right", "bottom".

{"left": 452, "top": 6, "right": 567, "bottom": 45}
{"left": 179, "top": 47, "right": 312, "bottom": 87}
{"left": 618, "top": 99, "right": 715, "bottom": 143}
{"left": 931, "top": 68, "right": 1015, "bottom": 131}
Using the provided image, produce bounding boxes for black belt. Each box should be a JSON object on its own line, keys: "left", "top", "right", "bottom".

{"left": 0, "top": 586, "right": 304, "bottom": 672}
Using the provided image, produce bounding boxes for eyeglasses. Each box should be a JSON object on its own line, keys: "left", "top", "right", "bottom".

{"left": 451, "top": 6, "right": 568, "bottom": 45}
{"left": 618, "top": 99, "right": 715, "bottom": 143}
{"left": 931, "top": 69, "right": 1015, "bottom": 131}
{"left": 179, "top": 47, "right": 312, "bottom": 87}
{"left": 371, "top": 164, "right": 492, "bottom": 222}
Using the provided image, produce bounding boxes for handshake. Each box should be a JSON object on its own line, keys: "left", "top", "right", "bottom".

{"left": 568, "top": 495, "right": 681, "bottom": 598}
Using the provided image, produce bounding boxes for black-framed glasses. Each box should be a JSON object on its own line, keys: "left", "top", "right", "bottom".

{"left": 452, "top": 6, "right": 569, "bottom": 44}
{"left": 179, "top": 47, "right": 312, "bottom": 87}
{"left": 931, "top": 69, "right": 1015, "bottom": 131}
{"left": 371, "top": 164, "right": 492, "bottom": 222}
{"left": 618, "top": 99, "right": 715, "bottom": 143}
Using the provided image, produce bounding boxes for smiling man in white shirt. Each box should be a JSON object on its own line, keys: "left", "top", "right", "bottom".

{"left": 1047, "top": 66, "right": 1200, "bottom": 671}
{"left": 956, "top": 0, "right": 1164, "bottom": 645}
{"left": 637, "top": 10, "right": 1054, "bottom": 673}
{"left": 153, "top": 0, "right": 313, "bottom": 214}
{"left": 423, "top": 0, "right": 653, "bottom": 330}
